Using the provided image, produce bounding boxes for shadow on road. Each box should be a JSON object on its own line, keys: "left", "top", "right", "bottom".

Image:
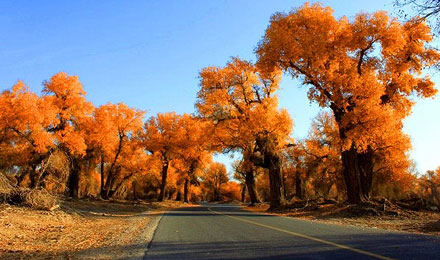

{"left": 162, "top": 206, "right": 271, "bottom": 218}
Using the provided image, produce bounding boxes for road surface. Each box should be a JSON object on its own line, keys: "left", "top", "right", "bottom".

{"left": 145, "top": 203, "right": 440, "bottom": 259}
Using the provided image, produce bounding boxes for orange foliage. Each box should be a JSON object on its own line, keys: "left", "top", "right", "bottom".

{"left": 256, "top": 3, "right": 438, "bottom": 203}
{"left": 43, "top": 72, "right": 94, "bottom": 156}
{"left": 201, "top": 162, "right": 229, "bottom": 201}
{"left": 0, "top": 82, "right": 56, "bottom": 173}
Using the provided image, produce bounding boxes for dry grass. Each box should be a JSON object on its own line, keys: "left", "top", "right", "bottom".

{"left": 0, "top": 199, "right": 186, "bottom": 259}
{"left": 0, "top": 173, "right": 58, "bottom": 211}
{"left": 19, "top": 188, "right": 58, "bottom": 211}
{"left": 0, "top": 174, "right": 15, "bottom": 202}
{"left": 245, "top": 201, "right": 440, "bottom": 236}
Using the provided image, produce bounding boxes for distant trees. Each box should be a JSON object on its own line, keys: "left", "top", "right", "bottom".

{"left": 201, "top": 162, "right": 229, "bottom": 201}
{"left": 419, "top": 168, "right": 440, "bottom": 204}
{"left": 173, "top": 115, "right": 212, "bottom": 203}
{"left": 141, "top": 112, "right": 186, "bottom": 201}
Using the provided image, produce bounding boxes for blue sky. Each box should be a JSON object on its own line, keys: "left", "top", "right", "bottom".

{"left": 0, "top": 0, "right": 438, "bottom": 175}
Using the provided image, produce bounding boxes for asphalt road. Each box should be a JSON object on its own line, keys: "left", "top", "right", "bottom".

{"left": 145, "top": 203, "right": 440, "bottom": 259}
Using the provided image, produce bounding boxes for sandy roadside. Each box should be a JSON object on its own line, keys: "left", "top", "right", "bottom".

{"left": 0, "top": 200, "right": 184, "bottom": 259}
{"left": 244, "top": 203, "right": 440, "bottom": 236}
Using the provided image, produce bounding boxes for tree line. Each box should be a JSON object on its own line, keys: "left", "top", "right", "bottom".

{"left": 1, "top": 3, "right": 440, "bottom": 209}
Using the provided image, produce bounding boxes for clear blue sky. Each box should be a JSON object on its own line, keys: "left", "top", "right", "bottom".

{"left": 1, "top": 0, "right": 438, "bottom": 175}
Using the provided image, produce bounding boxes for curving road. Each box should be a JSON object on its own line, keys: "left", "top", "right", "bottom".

{"left": 145, "top": 203, "right": 440, "bottom": 259}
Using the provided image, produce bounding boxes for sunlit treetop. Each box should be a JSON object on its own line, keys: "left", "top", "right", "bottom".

{"left": 42, "top": 72, "right": 95, "bottom": 156}
{"left": 0, "top": 81, "right": 56, "bottom": 154}
{"left": 196, "top": 57, "right": 293, "bottom": 152}
{"left": 87, "top": 102, "right": 145, "bottom": 157}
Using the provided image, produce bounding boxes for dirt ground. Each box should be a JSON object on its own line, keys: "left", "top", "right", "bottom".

{"left": 0, "top": 199, "right": 186, "bottom": 259}
{"left": 246, "top": 202, "right": 440, "bottom": 236}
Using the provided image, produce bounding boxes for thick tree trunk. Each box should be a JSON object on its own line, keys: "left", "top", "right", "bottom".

{"left": 241, "top": 184, "right": 246, "bottom": 202}
{"left": 67, "top": 158, "right": 81, "bottom": 199}
{"left": 175, "top": 191, "right": 182, "bottom": 201}
{"left": 341, "top": 148, "right": 363, "bottom": 204}
{"left": 158, "top": 160, "right": 169, "bottom": 202}
{"left": 333, "top": 107, "right": 374, "bottom": 204}
{"left": 168, "top": 190, "right": 174, "bottom": 200}
{"left": 104, "top": 168, "right": 119, "bottom": 199}
{"left": 340, "top": 147, "right": 374, "bottom": 204}
{"left": 267, "top": 153, "right": 285, "bottom": 210}
{"left": 245, "top": 169, "right": 259, "bottom": 204}
{"left": 252, "top": 134, "right": 285, "bottom": 209}
{"left": 358, "top": 149, "right": 374, "bottom": 199}
{"left": 183, "top": 178, "right": 189, "bottom": 203}
{"left": 213, "top": 187, "right": 219, "bottom": 201}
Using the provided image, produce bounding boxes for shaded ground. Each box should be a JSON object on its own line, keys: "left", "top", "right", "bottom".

{"left": 245, "top": 201, "right": 440, "bottom": 236}
{"left": 0, "top": 199, "right": 186, "bottom": 259}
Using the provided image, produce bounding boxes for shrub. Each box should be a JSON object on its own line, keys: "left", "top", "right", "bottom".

{"left": 0, "top": 174, "right": 58, "bottom": 210}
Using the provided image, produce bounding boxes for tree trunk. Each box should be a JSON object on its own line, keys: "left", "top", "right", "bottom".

{"left": 213, "top": 187, "right": 218, "bottom": 201}
{"left": 358, "top": 149, "right": 374, "bottom": 199}
{"left": 67, "top": 158, "right": 81, "bottom": 199}
{"left": 183, "top": 178, "right": 189, "bottom": 203}
{"left": 104, "top": 167, "right": 120, "bottom": 199}
{"left": 35, "top": 168, "right": 50, "bottom": 188}
{"left": 29, "top": 164, "right": 39, "bottom": 189}
{"left": 334, "top": 107, "right": 373, "bottom": 204}
{"left": 267, "top": 153, "right": 285, "bottom": 210}
{"left": 245, "top": 169, "right": 259, "bottom": 204}
{"left": 324, "top": 183, "right": 334, "bottom": 200}
{"left": 282, "top": 169, "right": 287, "bottom": 200}
{"left": 168, "top": 190, "right": 174, "bottom": 200}
{"left": 341, "top": 147, "right": 363, "bottom": 204}
{"left": 16, "top": 171, "right": 29, "bottom": 187}
{"left": 295, "top": 170, "right": 303, "bottom": 199}
{"left": 252, "top": 134, "right": 284, "bottom": 209}
{"left": 176, "top": 191, "right": 182, "bottom": 201}
{"left": 29, "top": 155, "right": 47, "bottom": 189}
{"left": 133, "top": 181, "right": 137, "bottom": 200}
{"left": 158, "top": 159, "right": 169, "bottom": 202}
{"left": 241, "top": 184, "right": 246, "bottom": 202}
{"left": 100, "top": 155, "right": 106, "bottom": 198}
